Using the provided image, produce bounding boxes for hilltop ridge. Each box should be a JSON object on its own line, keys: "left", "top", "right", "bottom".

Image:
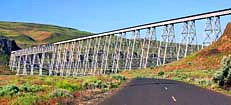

{"left": 0, "top": 21, "right": 91, "bottom": 48}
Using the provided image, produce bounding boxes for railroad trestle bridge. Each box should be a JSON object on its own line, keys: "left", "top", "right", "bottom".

{"left": 9, "top": 8, "right": 231, "bottom": 76}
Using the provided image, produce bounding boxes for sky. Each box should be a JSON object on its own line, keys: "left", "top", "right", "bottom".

{"left": 0, "top": 0, "right": 231, "bottom": 34}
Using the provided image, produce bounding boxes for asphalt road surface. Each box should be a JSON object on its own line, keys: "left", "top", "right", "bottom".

{"left": 100, "top": 78, "right": 231, "bottom": 105}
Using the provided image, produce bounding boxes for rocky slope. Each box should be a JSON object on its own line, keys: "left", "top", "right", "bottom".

{"left": 0, "top": 36, "right": 20, "bottom": 65}
{"left": 0, "top": 36, "right": 20, "bottom": 55}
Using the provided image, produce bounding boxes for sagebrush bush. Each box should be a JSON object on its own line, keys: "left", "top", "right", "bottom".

{"left": 49, "top": 89, "right": 73, "bottom": 98}
{"left": 94, "top": 80, "right": 107, "bottom": 89}
{"left": 20, "top": 83, "right": 44, "bottom": 92}
{"left": 213, "top": 55, "right": 231, "bottom": 87}
{"left": 56, "top": 81, "right": 81, "bottom": 92}
{"left": 196, "top": 79, "right": 212, "bottom": 86}
{"left": 110, "top": 82, "right": 120, "bottom": 88}
{"left": 112, "top": 74, "right": 126, "bottom": 81}
{"left": 0, "top": 85, "right": 19, "bottom": 96}
{"left": 13, "top": 93, "right": 40, "bottom": 105}
{"left": 158, "top": 71, "right": 165, "bottom": 76}
{"left": 82, "top": 80, "right": 107, "bottom": 89}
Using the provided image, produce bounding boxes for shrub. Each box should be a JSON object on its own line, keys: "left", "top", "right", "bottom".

{"left": 101, "top": 88, "right": 109, "bottom": 92}
{"left": 82, "top": 81, "right": 90, "bottom": 89}
{"left": 112, "top": 74, "right": 126, "bottom": 81}
{"left": 20, "top": 83, "right": 44, "bottom": 92}
{"left": 94, "top": 80, "right": 107, "bottom": 89}
{"left": 82, "top": 80, "right": 107, "bottom": 89}
{"left": 213, "top": 55, "right": 231, "bottom": 87}
{"left": 0, "top": 85, "right": 19, "bottom": 96}
{"left": 158, "top": 71, "right": 165, "bottom": 76}
{"left": 135, "top": 75, "right": 145, "bottom": 78}
{"left": 150, "top": 66, "right": 155, "bottom": 69}
{"left": 196, "top": 79, "right": 212, "bottom": 86}
{"left": 110, "top": 82, "right": 120, "bottom": 88}
{"left": 13, "top": 93, "right": 40, "bottom": 105}
{"left": 188, "top": 62, "right": 193, "bottom": 66}
{"left": 43, "top": 77, "right": 53, "bottom": 85}
{"left": 213, "top": 71, "right": 224, "bottom": 86}
{"left": 49, "top": 89, "right": 73, "bottom": 98}
{"left": 173, "top": 75, "right": 188, "bottom": 81}
{"left": 173, "top": 77, "right": 182, "bottom": 81}
{"left": 56, "top": 82, "right": 81, "bottom": 92}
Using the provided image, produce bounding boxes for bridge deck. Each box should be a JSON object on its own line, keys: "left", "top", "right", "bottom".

{"left": 55, "top": 8, "right": 231, "bottom": 45}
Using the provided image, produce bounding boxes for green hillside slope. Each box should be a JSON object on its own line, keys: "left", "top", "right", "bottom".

{"left": 0, "top": 21, "right": 91, "bottom": 48}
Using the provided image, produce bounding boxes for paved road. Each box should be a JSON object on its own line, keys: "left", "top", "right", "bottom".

{"left": 100, "top": 78, "right": 231, "bottom": 105}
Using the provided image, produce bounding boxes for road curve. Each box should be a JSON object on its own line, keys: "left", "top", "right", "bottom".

{"left": 100, "top": 78, "right": 231, "bottom": 105}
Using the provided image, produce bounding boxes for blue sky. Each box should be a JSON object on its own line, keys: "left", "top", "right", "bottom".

{"left": 0, "top": 0, "right": 231, "bottom": 33}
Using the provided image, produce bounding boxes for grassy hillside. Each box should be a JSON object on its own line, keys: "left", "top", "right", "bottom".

{"left": 0, "top": 21, "right": 91, "bottom": 73}
{"left": 0, "top": 21, "right": 91, "bottom": 48}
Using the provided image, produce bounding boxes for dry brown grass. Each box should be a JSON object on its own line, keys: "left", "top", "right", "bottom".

{"left": 24, "top": 30, "right": 52, "bottom": 41}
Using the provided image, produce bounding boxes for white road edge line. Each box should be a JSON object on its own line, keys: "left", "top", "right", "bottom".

{"left": 171, "top": 96, "right": 177, "bottom": 102}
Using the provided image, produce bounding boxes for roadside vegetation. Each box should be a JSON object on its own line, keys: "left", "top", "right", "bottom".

{"left": 0, "top": 74, "right": 126, "bottom": 105}
{"left": 122, "top": 67, "right": 231, "bottom": 96}
{"left": 121, "top": 54, "right": 231, "bottom": 96}
{"left": 213, "top": 55, "right": 231, "bottom": 90}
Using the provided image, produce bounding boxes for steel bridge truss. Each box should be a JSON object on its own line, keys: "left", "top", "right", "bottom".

{"left": 9, "top": 8, "right": 231, "bottom": 76}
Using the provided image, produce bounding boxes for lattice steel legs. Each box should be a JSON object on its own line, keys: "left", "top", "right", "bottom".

{"left": 177, "top": 21, "right": 197, "bottom": 60}
{"left": 104, "top": 35, "right": 112, "bottom": 74}
{"left": 31, "top": 54, "right": 36, "bottom": 75}
{"left": 157, "top": 24, "right": 177, "bottom": 65}
{"left": 129, "top": 30, "right": 138, "bottom": 70}
{"left": 202, "top": 16, "right": 221, "bottom": 48}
